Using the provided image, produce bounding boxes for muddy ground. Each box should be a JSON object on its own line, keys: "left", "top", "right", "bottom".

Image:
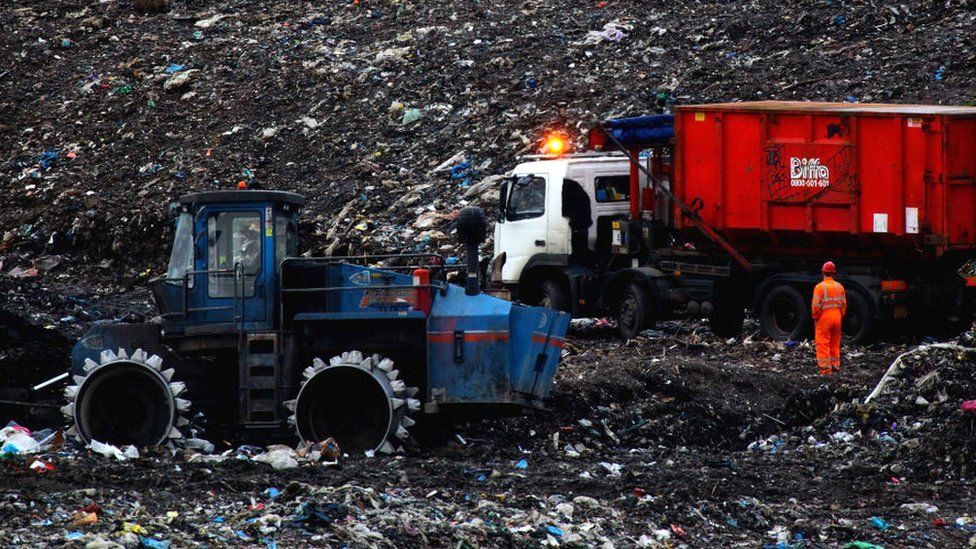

{"left": 2, "top": 313, "right": 975, "bottom": 547}
{"left": 3, "top": 0, "right": 976, "bottom": 546}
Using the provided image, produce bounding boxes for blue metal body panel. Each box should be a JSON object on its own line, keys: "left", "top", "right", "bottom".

{"left": 284, "top": 261, "right": 570, "bottom": 408}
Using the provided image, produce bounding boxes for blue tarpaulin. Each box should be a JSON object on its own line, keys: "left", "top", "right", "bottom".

{"left": 605, "top": 114, "right": 674, "bottom": 147}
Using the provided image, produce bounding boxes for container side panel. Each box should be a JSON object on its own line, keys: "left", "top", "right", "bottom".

{"left": 925, "top": 118, "right": 946, "bottom": 239}
{"left": 946, "top": 118, "right": 976, "bottom": 246}
{"left": 676, "top": 110, "right": 722, "bottom": 229}
{"left": 722, "top": 113, "right": 761, "bottom": 229}
{"left": 761, "top": 113, "right": 856, "bottom": 233}
{"left": 857, "top": 116, "right": 904, "bottom": 235}
{"left": 902, "top": 116, "right": 927, "bottom": 236}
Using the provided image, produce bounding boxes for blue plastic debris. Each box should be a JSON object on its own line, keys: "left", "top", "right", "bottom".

{"left": 935, "top": 66, "right": 946, "bottom": 81}
{"left": 449, "top": 161, "right": 475, "bottom": 187}
{"left": 444, "top": 256, "right": 460, "bottom": 266}
{"left": 265, "top": 487, "right": 281, "bottom": 499}
{"left": 833, "top": 14, "right": 847, "bottom": 25}
{"left": 139, "top": 537, "right": 171, "bottom": 549}
{"left": 235, "top": 530, "right": 252, "bottom": 541}
{"left": 165, "top": 64, "right": 186, "bottom": 74}
{"left": 66, "top": 532, "right": 84, "bottom": 541}
{"left": 213, "top": 516, "right": 225, "bottom": 523}
{"left": 515, "top": 459, "right": 528, "bottom": 469}
{"left": 547, "top": 526, "right": 564, "bottom": 537}
{"left": 38, "top": 150, "right": 58, "bottom": 171}
{"left": 261, "top": 539, "right": 278, "bottom": 549}
{"left": 870, "top": 516, "right": 890, "bottom": 530}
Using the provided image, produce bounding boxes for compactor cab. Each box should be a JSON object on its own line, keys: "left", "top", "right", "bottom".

{"left": 151, "top": 191, "right": 303, "bottom": 335}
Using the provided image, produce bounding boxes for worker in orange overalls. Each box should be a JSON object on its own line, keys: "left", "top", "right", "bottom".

{"left": 811, "top": 261, "right": 847, "bottom": 375}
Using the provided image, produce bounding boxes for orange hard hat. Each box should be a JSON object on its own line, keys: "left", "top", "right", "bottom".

{"left": 822, "top": 261, "right": 837, "bottom": 274}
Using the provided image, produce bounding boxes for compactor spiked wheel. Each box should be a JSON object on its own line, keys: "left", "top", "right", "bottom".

{"left": 63, "top": 348, "right": 190, "bottom": 447}
{"left": 287, "top": 351, "right": 419, "bottom": 455}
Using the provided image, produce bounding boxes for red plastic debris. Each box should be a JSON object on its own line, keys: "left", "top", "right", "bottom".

{"left": 933, "top": 517, "right": 947, "bottom": 527}
{"left": 633, "top": 487, "right": 646, "bottom": 498}
{"left": 596, "top": 1, "right": 608, "bottom": 7}
{"left": 959, "top": 400, "right": 976, "bottom": 413}
{"left": 670, "top": 524, "right": 687, "bottom": 538}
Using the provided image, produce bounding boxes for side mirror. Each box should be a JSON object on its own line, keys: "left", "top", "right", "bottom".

{"left": 497, "top": 181, "right": 509, "bottom": 223}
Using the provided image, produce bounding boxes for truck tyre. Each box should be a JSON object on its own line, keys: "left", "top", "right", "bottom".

{"left": 538, "top": 279, "right": 570, "bottom": 312}
{"left": 842, "top": 290, "right": 874, "bottom": 344}
{"left": 616, "top": 282, "right": 650, "bottom": 340}
{"left": 759, "top": 285, "right": 810, "bottom": 341}
{"left": 710, "top": 295, "right": 745, "bottom": 337}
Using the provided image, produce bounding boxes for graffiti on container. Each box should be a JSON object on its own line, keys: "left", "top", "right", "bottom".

{"left": 764, "top": 144, "right": 854, "bottom": 202}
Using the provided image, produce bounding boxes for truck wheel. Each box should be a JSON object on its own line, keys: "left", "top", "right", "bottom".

{"left": 843, "top": 290, "right": 874, "bottom": 344}
{"left": 616, "top": 282, "right": 649, "bottom": 340}
{"left": 710, "top": 295, "right": 745, "bottom": 337}
{"left": 759, "top": 285, "right": 810, "bottom": 341}
{"left": 538, "top": 279, "right": 570, "bottom": 312}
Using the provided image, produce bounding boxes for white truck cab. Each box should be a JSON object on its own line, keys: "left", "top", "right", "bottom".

{"left": 493, "top": 155, "right": 653, "bottom": 284}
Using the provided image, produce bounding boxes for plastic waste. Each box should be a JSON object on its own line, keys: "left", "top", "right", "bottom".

{"left": 253, "top": 448, "right": 299, "bottom": 470}
{"left": 869, "top": 516, "right": 889, "bottom": 530}
{"left": 89, "top": 440, "right": 138, "bottom": 461}
{"left": 1, "top": 431, "right": 41, "bottom": 455}
{"left": 401, "top": 108, "right": 422, "bottom": 125}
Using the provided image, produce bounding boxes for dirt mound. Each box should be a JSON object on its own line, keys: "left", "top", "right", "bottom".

{"left": 3, "top": 0, "right": 976, "bottom": 282}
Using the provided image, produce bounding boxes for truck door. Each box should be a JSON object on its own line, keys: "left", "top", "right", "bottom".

{"left": 588, "top": 171, "right": 634, "bottom": 249}
{"left": 191, "top": 207, "right": 270, "bottom": 329}
{"left": 498, "top": 175, "right": 550, "bottom": 281}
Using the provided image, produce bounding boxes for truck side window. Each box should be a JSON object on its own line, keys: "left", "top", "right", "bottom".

{"left": 208, "top": 212, "right": 261, "bottom": 298}
{"left": 594, "top": 175, "right": 630, "bottom": 202}
{"left": 275, "top": 214, "right": 298, "bottom": 273}
{"left": 165, "top": 212, "right": 194, "bottom": 288}
{"left": 506, "top": 176, "right": 546, "bottom": 221}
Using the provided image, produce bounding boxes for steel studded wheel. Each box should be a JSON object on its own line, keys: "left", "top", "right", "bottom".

{"left": 286, "top": 351, "right": 419, "bottom": 455}
{"left": 63, "top": 348, "right": 189, "bottom": 447}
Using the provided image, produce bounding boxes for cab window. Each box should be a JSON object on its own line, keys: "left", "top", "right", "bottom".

{"left": 506, "top": 176, "right": 546, "bottom": 221}
{"left": 165, "top": 212, "right": 194, "bottom": 288}
{"left": 208, "top": 212, "right": 261, "bottom": 298}
{"left": 594, "top": 175, "right": 630, "bottom": 202}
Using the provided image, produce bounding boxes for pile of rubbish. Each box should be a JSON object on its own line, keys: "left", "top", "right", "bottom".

{"left": 2, "top": 0, "right": 976, "bottom": 288}
{"left": 820, "top": 326, "right": 976, "bottom": 480}
{"left": 4, "top": 326, "right": 976, "bottom": 546}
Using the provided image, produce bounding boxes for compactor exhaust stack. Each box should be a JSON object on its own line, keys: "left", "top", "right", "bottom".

{"left": 456, "top": 207, "right": 487, "bottom": 296}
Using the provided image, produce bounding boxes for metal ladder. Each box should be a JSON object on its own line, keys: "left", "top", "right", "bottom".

{"left": 239, "top": 332, "right": 281, "bottom": 427}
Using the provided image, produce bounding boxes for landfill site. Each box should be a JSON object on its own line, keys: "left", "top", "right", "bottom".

{"left": 3, "top": 0, "right": 976, "bottom": 547}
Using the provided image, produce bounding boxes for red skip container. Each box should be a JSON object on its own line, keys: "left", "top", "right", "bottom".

{"left": 672, "top": 101, "right": 976, "bottom": 258}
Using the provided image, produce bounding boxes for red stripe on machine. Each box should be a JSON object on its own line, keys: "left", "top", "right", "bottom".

{"left": 532, "top": 334, "right": 565, "bottom": 348}
{"left": 428, "top": 331, "right": 510, "bottom": 343}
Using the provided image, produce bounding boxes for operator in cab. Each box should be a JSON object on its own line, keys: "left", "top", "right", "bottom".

{"left": 811, "top": 261, "right": 846, "bottom": 375}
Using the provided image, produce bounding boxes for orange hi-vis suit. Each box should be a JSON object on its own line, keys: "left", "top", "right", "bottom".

{"left": 811, "top": 277, "right": 847, "bottom": 375}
